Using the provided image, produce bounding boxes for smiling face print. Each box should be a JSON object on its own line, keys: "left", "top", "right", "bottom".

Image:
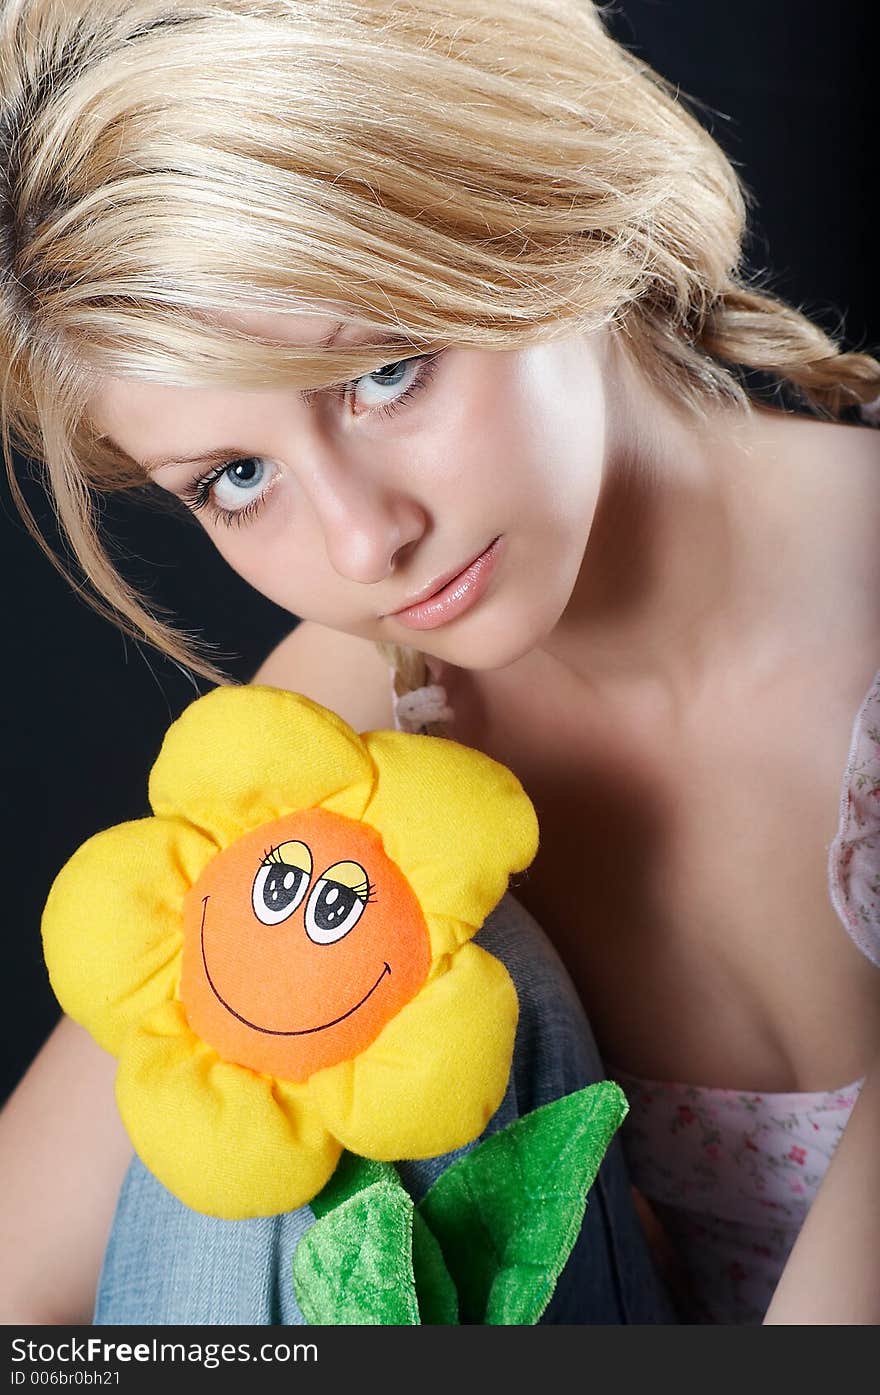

{"left": 180, "top": 807, "right": 432, "bottom": 1080}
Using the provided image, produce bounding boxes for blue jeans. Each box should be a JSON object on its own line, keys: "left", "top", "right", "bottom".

{"left": 94, "top": 895, "right": 676, "bottom": 1325}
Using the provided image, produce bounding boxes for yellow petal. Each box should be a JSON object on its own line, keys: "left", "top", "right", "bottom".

{"left": 309, "top": 942, "right": 518, "bottom": 1159}
{"left": 149, "top": 686, "right": 376, "bottom": 845}
{"left": 361, "top": 731, "right": 538, "bottom": 929}
{"left": 41, "top": 817, "right": 214, "bottom": 1054}
{"left": 423, "top": 911, "right": 476, "bottom": 966}
{"left": 116, "top": 1000, "right": 341, "bottom": 1219}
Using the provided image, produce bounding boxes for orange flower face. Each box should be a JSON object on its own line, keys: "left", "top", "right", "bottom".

{"left": 180, "top": 808, "right": 432, "bottom": 1080}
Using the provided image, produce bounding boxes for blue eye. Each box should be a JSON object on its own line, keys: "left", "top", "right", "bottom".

{"left": 228, "top": 459, "right": 263, "bottom": 487}
{"left": 212, "top": 458, "right": 270, "bottom": 510}
{"left": 370, "top": 362, "right": 408, "bottom": 386}
{"left": 353, "top": 357, "right": 422, "bottom": 410}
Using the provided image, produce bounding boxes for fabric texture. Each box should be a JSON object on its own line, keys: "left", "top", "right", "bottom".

{"left": 294, "top": 1175, "right": 422, "bottom": 1325}
{"left": 292, "top": 1081, "right": 628, "bottom": 1326}
{"left": 44, "top": 686, "right": 534, "bottom": 1219}
{"left": 94, "top": 894, "right": 679, "bottom": 1325}
{"left": 609, "top": 1068, "right": 863, "bottom": 1324}
{"left": 304, "top": 1153, "right": 460, "bottom": 1325}
{"left": 417, "top": 1081, "right": 628, "bottom": 1325}
{"left": 827, "top": 666, "right": 880, "bottom": 968}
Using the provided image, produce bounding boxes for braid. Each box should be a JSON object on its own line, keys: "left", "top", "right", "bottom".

{"left": 375, "top": 642, "right": 450, "bottom": 737}
{"left": 698, "top": 285, "right": 880, "bottom": 417}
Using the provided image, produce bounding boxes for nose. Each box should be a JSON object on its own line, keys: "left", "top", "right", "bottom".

{"left": 304, "top": 454, "right": 429, "bottom": 585}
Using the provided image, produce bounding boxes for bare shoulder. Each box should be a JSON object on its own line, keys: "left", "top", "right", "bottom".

{"left": 251, "top": 621, "right": 395, "bottom": 731}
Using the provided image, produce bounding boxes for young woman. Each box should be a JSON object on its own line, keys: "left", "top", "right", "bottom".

{"left": 1, "top": 0, "right": 878, "bottom": 1325}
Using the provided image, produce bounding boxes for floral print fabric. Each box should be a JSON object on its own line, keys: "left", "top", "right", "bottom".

{"left": 609, "top": 1068, "right": 863, "bottom": 1324}
{"left": 828, "top": 668, "right": 880, "bottom": 968}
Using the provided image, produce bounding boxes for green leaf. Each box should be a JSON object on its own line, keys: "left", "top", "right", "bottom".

{"left": 411, "top": 1210, "right": 460, "bottom": 1325}
{"left": 417, "top": 1081, "right": 628, "bottom": 1324}
{"left": 310, "top": 1151, "right": 397, "bottom": 1219}
{"left": 301, "top": 1152, "right": 458, "bottom": 1323}
{"left": 293, "top": 1177, "right": 421, "bottom": 1325}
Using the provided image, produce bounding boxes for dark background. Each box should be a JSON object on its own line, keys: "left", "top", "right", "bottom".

{"left": 2, "top": 0, "right": 877, "bottom": 1104}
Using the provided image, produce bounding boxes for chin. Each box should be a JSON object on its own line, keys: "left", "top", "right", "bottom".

{"left": 416, "top": 603, "right": 560, "bottom": 674}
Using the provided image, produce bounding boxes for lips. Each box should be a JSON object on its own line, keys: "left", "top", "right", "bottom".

{"left": 387, "top": 536, "right": 504, "bottom": 631}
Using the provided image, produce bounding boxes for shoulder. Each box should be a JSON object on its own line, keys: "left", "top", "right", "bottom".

{"left": 250, "top": 621, "right": 395, "bottom": 731}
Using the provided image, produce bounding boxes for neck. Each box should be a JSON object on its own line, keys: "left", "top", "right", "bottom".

{"left": 540, "top": 341, "right": 842, "bottom": 705}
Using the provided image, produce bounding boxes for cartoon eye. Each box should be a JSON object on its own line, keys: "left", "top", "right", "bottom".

{"left": 252, "top": 840, "right": 313, "bottom": 925}
{"left": 304, "top": 860, "right": 372, "bottom": 945}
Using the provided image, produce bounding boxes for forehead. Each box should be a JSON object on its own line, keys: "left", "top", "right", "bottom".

{"left": 91, "top": 372, "right": 277, "bottom": 465}
{"left": 88, "top": 308, "right": 359, "bottom": 467}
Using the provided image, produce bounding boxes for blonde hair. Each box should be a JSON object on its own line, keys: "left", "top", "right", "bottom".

{"left": 2, "top": 0, "right": 878, "bottom": 688}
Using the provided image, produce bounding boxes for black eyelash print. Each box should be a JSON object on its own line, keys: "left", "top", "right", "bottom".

{"left": 348, "top": 877, "right": 377, "bottom": 904}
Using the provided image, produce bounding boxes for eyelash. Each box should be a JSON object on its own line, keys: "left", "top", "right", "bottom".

{"left": 180, "top": 352, "right": 442, "bottom": 528}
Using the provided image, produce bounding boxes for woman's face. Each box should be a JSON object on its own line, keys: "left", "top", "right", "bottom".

{"left": 93, "top": 314, "right": 608, "bottom": 671}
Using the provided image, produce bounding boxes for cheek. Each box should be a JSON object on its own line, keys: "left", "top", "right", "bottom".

{"left": 204, "top": 489, "right": 297, "bottom": 574}
{"left": 202, "top": 495, "right": 345, "bottom": 621}
{"left": 433, "top": 343, "right": 605, "bottom": 528}
{"left": 508, "top": 345, "right": 606, "bottom": 521}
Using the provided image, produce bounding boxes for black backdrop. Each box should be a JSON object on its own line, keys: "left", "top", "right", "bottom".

{"left": 2, "top": 0, "right": 877, "bottom": 1104}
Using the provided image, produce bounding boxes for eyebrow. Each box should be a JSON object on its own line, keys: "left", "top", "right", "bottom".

{"left": 142, "top": 445, "right": 257, "bottom": 474}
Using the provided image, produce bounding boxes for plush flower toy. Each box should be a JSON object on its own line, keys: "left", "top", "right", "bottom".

{"left": 42, "top": 685, "right": 627, "bottom": 1324}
